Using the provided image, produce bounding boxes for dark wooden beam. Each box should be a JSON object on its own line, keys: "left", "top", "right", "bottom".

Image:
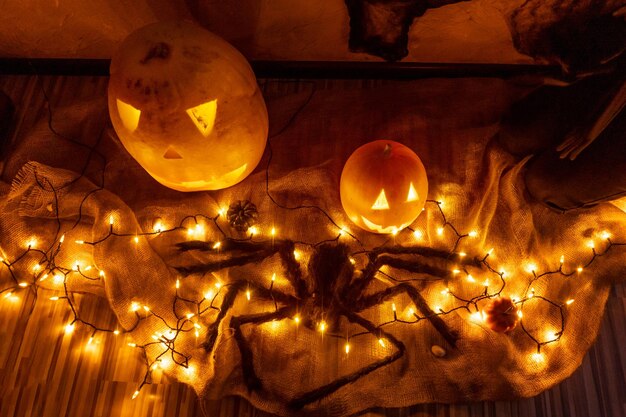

{"left": 0, "top": 58, "right": 561, "bottom": 79}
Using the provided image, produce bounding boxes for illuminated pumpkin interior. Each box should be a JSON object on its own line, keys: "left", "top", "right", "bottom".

{"left": 371, "top": 189, "right": 390, "bottom": 210}
{"left": 186, "top": 99, "right": 218, "bottom": 137}
{"left": 116, "top": 99, "right": 141, "bottom": 132}
{"left": 407, "top": 182, "right": 419, "bottom": 202}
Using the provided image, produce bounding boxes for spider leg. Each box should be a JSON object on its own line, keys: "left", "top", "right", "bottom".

{"left": 276, "top": 240, "right": 307, "bottom": 298}
{"left": 175, "top": 239, "right": 298, "bottom": 276}
{"left": 201, "top": 280, "right": 246, "bottom": 352}
{"left": 351, "top": 254, "right": 450, "bottom": 302}
{"left": 230, "top": 306, "right": 295, "bottom": 392}
{"left": 352, "top": 247, "right": 482, "bottom": 297}
{"left": 288, "top": 309, "right": 405, "bottom": 410}
{"left": 201, "top": 280, "right": 296, "bottom": 353}
{"left": 357, "top": 283, "right": 458, "bottom": 347}
{"left": 373, "top": 246, "right": 481, "bottom": 267}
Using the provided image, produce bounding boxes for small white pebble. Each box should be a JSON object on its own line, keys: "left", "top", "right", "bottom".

{"left": 46, "top": 203, "right": 54, "bottom": 212}
{"left": 431, "top": 345, "right": 446, "bottom": 358}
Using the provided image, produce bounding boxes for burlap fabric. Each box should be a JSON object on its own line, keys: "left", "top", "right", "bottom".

{"left": 1, "top": 78, "right": 625, "bottom": 416}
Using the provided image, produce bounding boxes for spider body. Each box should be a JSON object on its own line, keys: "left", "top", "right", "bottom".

{"left": 176, "top": 239, "right": 462, "bottom": 409}
{"left": 299, "top": 243, "right": 354, "bottom": 333}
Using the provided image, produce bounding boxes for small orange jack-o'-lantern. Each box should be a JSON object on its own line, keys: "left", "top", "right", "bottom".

{"left": 340, "top": 140, "right": 428, "bottom": 234}
{"left": 108, "top": 20, "right": 268, "bottom": 192}
{"left": 483, "top": 297, "right": 519, "bottom": 333}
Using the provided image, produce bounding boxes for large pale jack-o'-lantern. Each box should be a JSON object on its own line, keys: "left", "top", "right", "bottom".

{"left": 108, "top": 20, "right": 268, "bottom": 191}
{"left": 340, "top": 140, "right": 428, "bottom": 234}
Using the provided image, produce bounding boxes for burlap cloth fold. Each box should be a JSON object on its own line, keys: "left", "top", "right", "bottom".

{"left": 1, "top": 78, "right": 625, "bottom": 416}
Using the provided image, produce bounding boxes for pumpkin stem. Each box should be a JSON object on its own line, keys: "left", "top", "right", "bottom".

{"left": 140, "top": 42, "right": 171, "bottom": 64}
{"left": 383, "top": 143, "right": 392, "bottom": 158}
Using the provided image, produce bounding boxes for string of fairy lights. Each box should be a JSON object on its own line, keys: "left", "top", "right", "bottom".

{"left": 1, "top": 77, "right": 625, "bottom": 403}
{"left": 1, "top": 193, "right": 624, "bottom": 399}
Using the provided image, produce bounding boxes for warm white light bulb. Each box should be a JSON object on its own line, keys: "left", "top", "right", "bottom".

{"left": 531, "top": 352, "right": 545, "bottom": 363}
{"left": 470, "top": 311, "right": 484, "bottom": 323}
{"left": 319, "top": 321, "right": 326, "bottom": 333}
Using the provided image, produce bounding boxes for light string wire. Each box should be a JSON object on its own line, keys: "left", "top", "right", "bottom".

{"left": 0, "top": 77, "right": 624, "bottom": 401}
{"left": 3, "top": 197, "right": 622, "bottom": 399}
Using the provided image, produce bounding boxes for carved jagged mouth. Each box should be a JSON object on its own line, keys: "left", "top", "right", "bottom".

{"left": 361, "top": 215, "right": 411, "bottom": 234}
{"left": 178, "top": 163, "right": 248, "bottom": 189}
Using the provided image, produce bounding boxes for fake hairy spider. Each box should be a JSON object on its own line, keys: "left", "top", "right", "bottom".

{"left": 175, "top": 237, "right": 477, "bottom": 409}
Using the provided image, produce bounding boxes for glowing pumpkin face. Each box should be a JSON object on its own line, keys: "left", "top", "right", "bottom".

{"left": 108, "top": 21, "right": 268, "bottom": 192}
{"left": 340, "top": 140, "right": 428, "bottom": 234}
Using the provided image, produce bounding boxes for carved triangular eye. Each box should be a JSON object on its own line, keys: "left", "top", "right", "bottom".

{"left": 186, "top": 99, "right": 217, "bottom": 137}
{"left": 117, "top": 99, "right": 141, "bottom": 132}
{"left": 371, "top": 189, "right": 390, "bottom": 210}
{"left": 406, "top": 182, "right": 419, "bottom": 202}
{"left": 163, "top": 146, "right": 183, "bottom": 159}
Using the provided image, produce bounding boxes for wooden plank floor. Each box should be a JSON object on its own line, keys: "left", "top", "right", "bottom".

{"left": 0, "top": 75, "right": 624, "bottom": 417}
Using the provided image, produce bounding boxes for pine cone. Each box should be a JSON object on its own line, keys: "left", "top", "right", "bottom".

{"left": 226, "top": 200, "right": 259, "bottom": 232}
